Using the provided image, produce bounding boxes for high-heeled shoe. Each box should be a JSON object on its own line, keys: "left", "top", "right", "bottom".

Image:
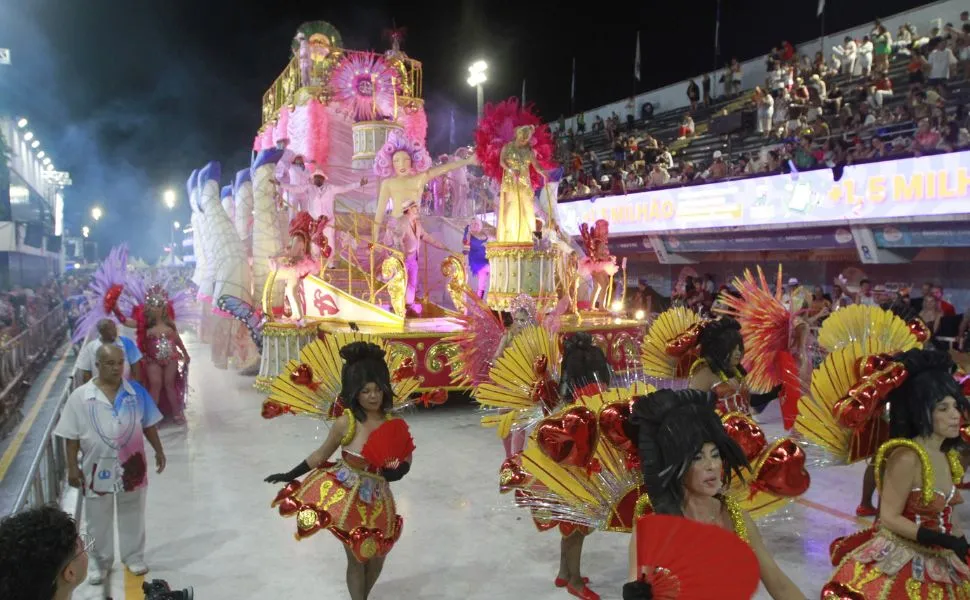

{"left": 566, "top": 583, "right": 600, "bottom": 600}
{"left": 555, "top": 577, "right": 590, "bottom": 588}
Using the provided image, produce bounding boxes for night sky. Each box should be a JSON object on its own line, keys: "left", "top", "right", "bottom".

{"left": 0, "top": 0, "right": 933, "bottom": 259}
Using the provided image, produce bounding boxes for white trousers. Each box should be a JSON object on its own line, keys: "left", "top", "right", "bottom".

{"left": 84, "top": 487, "right": 147, "bottom": 570}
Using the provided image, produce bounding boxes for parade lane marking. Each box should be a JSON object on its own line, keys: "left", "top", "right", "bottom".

{"left": 795, "top": 497, "right": 872, "bottom": 526}
{"left": 125, "top": 567, "right": 145, "bottom": 599}
{"left": 0, "top": 347, "right": 70, "bottom": 482}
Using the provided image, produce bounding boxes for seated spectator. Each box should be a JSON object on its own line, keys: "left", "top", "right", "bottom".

{"left": 869, "top": 71, "right": 894, "bottom": 108}
{"left": 931, "top": 285, "right": 956, "bottom": 316}
{"left": 707, "top": 150, "right": 730, "bottom": 180}
{"left": 647, "top": 162, "right": 670, "bottom": 187}
{"left": 678, "top": 115, "right": 695, "bottom": 139}
{"left": 0, "top": 505, "right": 89, "bottom": 600}
{"left": 792, "top": 135, "right": 818, "bottom": 170}
{"left": 914, "top": 118, "right": 942, "bottom": 152}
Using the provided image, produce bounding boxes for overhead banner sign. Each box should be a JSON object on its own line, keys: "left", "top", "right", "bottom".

{"left": 663, "top": 226, "right": 855, "bottom": 253}
{"left": 557, "top": 151, "right": 970, "bottom": 236}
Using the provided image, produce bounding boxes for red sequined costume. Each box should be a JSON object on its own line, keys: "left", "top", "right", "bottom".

{"left": 824, "top": 439, "right": 970, "bottom": 598}
{"left": 271, "top": 412, "right": 403, "bottom": 562}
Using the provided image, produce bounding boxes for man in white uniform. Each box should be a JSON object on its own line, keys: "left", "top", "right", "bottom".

{"left": 75, "top": 319, "right": 142, "bottom": 383}
{"left": 55, "top": 344, "right": 166, "bottom": 585}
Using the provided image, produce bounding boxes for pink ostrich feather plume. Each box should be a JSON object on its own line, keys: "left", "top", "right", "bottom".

{"left": 399, "top": 104, "right": 427, "bottom": 146}
{"left": 373, "top": 129, "right": 432, "bottom": 177}
{"left": 330, "top": 53, "right": 398, "bottom": 121}
{"left": 474, "top": 98, "right": 556, "bottom": 189}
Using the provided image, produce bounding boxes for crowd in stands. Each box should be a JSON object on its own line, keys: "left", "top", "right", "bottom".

{"left": 554, "top": 11, "right": 970, "bottom": 200}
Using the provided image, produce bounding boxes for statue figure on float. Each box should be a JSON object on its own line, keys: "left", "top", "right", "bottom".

{"left": 371, "top": 130, "right": 476, "bottom": 243}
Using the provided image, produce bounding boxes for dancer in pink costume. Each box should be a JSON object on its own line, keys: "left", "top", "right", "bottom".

{"left": 271, "top": 211, "right": 330, "bottom": 323}
{"left": 578, "top": 220, "right": 619, "bottom": 310}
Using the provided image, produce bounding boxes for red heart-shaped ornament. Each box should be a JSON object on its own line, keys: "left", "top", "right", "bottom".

{"left": 721, "top": 413, "right": 767, "bottom": 462}
{"left": 536, "top": 406, "right": 598, "bottom": 467}
{"left": 290, "top": 363, "right": 318, "bottom": 390}
{"left": 599, "top": 402, "right": 635, "bottom": 453}
{"left": 755, "top": 439, "right": 810, "bottom": 497}
{"left": 499, "top": 456, "right": 532, "bottom": 493}
{"left": 261, "top": 400, "right": 294, "bottom": 419}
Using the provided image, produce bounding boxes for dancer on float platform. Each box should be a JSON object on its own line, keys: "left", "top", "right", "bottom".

{"left": 371, "top": 130, "right": 476, "bottom": 244}
{"left": 395, "top": 199, "right": 448, "bottom": 316}
{"left": 624, "top": 389, "right": 803, "bottom": 600}
{"left": 265, "top": 342, "right": 412, "bottom": 600}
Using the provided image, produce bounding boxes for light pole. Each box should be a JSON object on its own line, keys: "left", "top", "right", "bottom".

{"left": 81, "top": 226, "right": 90, "bottom": 238}
{"left": 467, "top": 60, "right": 488, "bottom": 121}
{"left": 170, "top": 221, "right": 181, "bottom": 264}
{"left": 91, "top": 206, "right": 103, "bottom": 222}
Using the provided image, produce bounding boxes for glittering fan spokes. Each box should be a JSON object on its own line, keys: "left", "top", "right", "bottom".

{"left": 816, "top": 304, "right": 922, "bottom": 354}
{"left": 330, "top": 53, "right": 398, "bottom": 121}
{"left": 515, "top": 384, "right": 652, "bottom": 533}
{"left": 474, "top": 325, "right": 560, "bottom": 438}
{"left": 639, "top": 307, "right": 703, "bottom": 380}
{"left": 263, "top": 332, "right": 423, "bottom": 421}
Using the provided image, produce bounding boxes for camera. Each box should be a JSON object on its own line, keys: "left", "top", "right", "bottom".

{"left": 143, "top": 578, "right": 194, "bottom": 600}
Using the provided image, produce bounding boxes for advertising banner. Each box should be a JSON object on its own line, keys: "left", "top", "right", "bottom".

{"left": 557, "top": 151, "right": 970, "bottom": 236}
{"left": 874, "top": 222, "right": 970, "bottom": 248}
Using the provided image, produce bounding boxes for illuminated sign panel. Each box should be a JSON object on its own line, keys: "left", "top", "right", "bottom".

{"left": 556, "top": 151, "right": 970, "bottom": 235}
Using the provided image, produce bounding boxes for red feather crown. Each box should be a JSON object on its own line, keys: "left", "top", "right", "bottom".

{"left": 474, "top": 97, "right": 557, "bottom": 190}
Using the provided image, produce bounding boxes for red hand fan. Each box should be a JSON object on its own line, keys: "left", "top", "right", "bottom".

{"left": 361, "top": 419, "right": 415, "bottom": 469}
{"left": 634, "top": 514, "right": 760, "bottom": 600}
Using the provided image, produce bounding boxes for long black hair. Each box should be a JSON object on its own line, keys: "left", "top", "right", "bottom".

{"left": 698, "top": 317, "right": 745, "bottom": 378}
{"left": 339, "top": 341, "right": 394, "bottom": 422}
{"left": 559, "top": 332, "right": 612, "bottom": 401}
{"left": 889, "top": 349, "right": 969, "bottom": 452}
{"left": 631, "top": 389, "right": 750, "bottom": 515}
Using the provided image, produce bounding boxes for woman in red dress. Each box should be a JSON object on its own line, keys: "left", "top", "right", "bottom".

{"left": 265, "top": 342, "right": 411, "bottom": 600}
{"left": 823, "top": 349, "right": 970, "bottom": 599}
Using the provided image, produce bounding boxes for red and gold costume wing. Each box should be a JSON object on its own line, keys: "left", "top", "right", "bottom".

{"left": 475, "top": 325, "right": 559, "bottom": 438}
{"left": 513, "top": 383, "right": 654, "bottom": 533}
{"left": 795, "top": 306, "right": 923, "bottom": 464}
{"left": 263, "top": 331, "right": 423, "bottom": 420}
{"left": 639, "top": 307, "right": 703, "bottom": 380}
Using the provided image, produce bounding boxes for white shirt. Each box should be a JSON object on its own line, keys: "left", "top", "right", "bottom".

{"left": 928, "top": 48, "right": 957, "bottom": 79}
{"left": 76, "top": 336, "right": 142, "bottom": 380}
{"left": 54, "top": 379, "right": 162, "bottom": 498}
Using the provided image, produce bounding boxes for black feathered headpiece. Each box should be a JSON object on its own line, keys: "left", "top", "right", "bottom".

{"left": 339, "top": 341, "right": 394, "bottom": 422}
{"left": 559, "top": 332, "right": 612, "bottom": 401}
{"left": 889, "top": 348, "right": 968, "bottom": 451}
{"left": 697, "top": 317, "right": 745, "bottom": 378}
{"left": 631, "top": 389, "right": 750, "bottom": 515}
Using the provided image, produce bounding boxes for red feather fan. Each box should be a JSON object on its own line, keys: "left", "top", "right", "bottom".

{"left": 474, "top": 98, "right": 556, "bottom": 190}
{"left": 361, "top": 419, "right": 415, "bottom": 469}
{"left": 634, "top": 514, "right": 760, "bottom": 600}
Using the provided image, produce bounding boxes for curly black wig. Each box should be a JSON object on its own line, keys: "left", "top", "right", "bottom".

{"left": 631, "top": 389, "right": 750, "bottom": 515}
{"left": 340, "top": 341, "right": 394, "bottom": 423}
{"left": 888, "top": 349, "right": 969, "bottom": 452}
{"left": 0, "top": 505, "right": 79, "bottom": 600}
{"left": 698, "top": 317, "right": 745, "bottom": 379}
{"left": 559, "top": 332, "right": 612, "bottom": 401}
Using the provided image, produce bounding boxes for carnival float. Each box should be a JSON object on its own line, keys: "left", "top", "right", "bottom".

{"left": 174, "top": 20, "right": 643, "bottom": 398}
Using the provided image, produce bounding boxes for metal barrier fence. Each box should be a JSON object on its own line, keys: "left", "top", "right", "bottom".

{"left": 10, "top": 380, "right": 74, "bottom": 514}
{"left": 0, "top": 306, "right": 68, "bottom": 426}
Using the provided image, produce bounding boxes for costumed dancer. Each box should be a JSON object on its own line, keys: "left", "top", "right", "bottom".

{"left": 274, "top": 146, "right": 309, "bottom": 214}
{"left": 372, "top": 130, "right": 476, "bottom": 245}
{"left": 715, "top": 265, "right": 816, "bottom": 425}
{"left": 578, "top": 220, "right": 619, "bottom": 310}
{"left": 270, "top": 211, "right": 330, "bottom": 324}
{"left": 284, "top": 167, "right": 367, "bottom": 270}
{"left": 479, "top": 328, "right": 623, "bottom": 600}
{"left": 463, "top": 219, "right": 495, "bottom": 300}
{"left": 451, "top": 147, "right": 474, "bottom": 218}
{"left": 807, "top": 349, "right": 970, "bottom": 599}
{"left": 430, "top": 154, "right": 453, "bottom": 215}
{"left": 395, "top": 200, "right": 448, "bottom": 316}
{"left": 474, "top": 99, "right": 556, "bottom": 244}
{"left": 803, "top": 304, "right": 930, "bottom": 518}
{"left": 114, "top": 282, "right": 193, "bottom": 423}
{"left": 623, "top": 389, "right": 803, "bottom": 599}
{"left": 262, "top": 335, "right": 433, "bottom": 600}
{"left": 640, "top": 308, "right": 811, "bottom": 517}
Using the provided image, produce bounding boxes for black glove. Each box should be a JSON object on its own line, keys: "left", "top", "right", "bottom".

{"left": 750, "top": 384, "right": 783, "bottom": 412}
{"left": 264, "top": 460, "right": 311, "bottom": 484}
{"left": 917, "top": 527, "right": 970, "bottom": 559}
{"left": 622, "top": 580, "right": 653, "bottom": 600}
{"left": 381, "top": 461, "right": 411, "bottom": 482}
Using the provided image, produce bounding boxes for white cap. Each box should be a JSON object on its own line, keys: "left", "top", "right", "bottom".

{"left": 788, "top": 277, "right": 799, "bottom": 286}
{"left": 713, "top": 150, "right": 723, "bottom": 159}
